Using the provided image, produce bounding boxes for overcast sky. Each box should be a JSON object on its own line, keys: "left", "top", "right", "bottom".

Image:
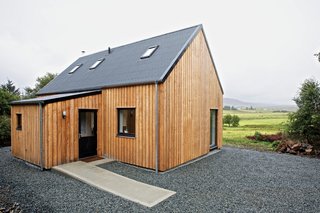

{"left": 0, "top": 0, "right": 319, "bottom": 105}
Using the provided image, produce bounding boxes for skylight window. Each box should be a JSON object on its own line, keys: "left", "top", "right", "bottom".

{"left": 140, "top": 45, "right": 159, "bottom": 59}
{"left": 68, "top": 64, "right": 82, "bottom": 74}
{"left": 89, "top": 58, "right": 104, "bottom": 69}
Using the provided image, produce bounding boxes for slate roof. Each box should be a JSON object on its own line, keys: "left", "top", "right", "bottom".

{"left": 37, "top": 24, "right": 223, "bottom": 95}
{"left": 11, "top": 91, "right": 100, "bottom": 105}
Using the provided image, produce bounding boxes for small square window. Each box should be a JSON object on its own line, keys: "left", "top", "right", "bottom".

{"left": 89, "top": 58, "right": 104, "bottom": 69}
{"left": 140, "top": 45, "right": 159, "bottom": 59}
{"left": 16, "top": 114, "right": 22, "bottom": 130}
{"left": 118, "top": 108, "right": 135, "bottom": 137}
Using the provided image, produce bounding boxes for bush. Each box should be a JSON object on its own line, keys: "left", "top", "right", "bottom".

{"left": 254, "top": 131, "right": 262, "bottom": 141}
{"left": 247, "top": 132, "right": 283, "bottom": 142}
{"left": 0, "top": 116, "right": 11, "bottom": 147}
{"left": 231, "top": 115, "right": 240, "bottom": 127}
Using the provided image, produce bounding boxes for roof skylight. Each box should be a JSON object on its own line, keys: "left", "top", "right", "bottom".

{"left": 140, "top": 45, "right": 159, "bottom": 59}
{"left": 89, "top": 58, "right": 104, "bottom": 69}
{"left": 68, "top": 64, "right": 82, "bottom": 74}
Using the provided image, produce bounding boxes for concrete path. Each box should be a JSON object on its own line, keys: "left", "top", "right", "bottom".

{"left": 53, "top": 161, "right": 175, "bottom": 207}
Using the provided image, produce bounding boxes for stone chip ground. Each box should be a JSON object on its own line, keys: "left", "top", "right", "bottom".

{"left": 1, "top": 146, "right": 320, "bottom": 212}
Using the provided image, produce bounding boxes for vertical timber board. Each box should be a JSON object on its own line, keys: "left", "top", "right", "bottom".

{"left": 158, "top": 30, "right": 223, "bottom": 171}
{"left": 11, "top": 105, "right": 41, "bottom": 166}
{"left": 43, "top": 94, "right": 102, "bottom": 168}
{"left": 102, "top": 84, "right": 156, "bottom": 170}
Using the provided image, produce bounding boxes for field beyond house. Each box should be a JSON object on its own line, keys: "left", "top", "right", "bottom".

{"left": 223, "top": 110, "right": 289, "bottom": 151}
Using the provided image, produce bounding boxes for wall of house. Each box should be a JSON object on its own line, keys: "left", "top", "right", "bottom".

{"left": 158, "top": 30, "right": 223, "bottom": 171}
{"left": 43, "top": 94, "right": 102, "bottom": 168}
{"left": 102, "top": 84, "right": 156, "bottom": 169}
{"left": 11, "top": 105, "right": 41, "bottom": 166}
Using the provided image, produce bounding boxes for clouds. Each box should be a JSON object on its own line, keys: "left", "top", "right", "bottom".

{"left": 0, "top": 0, "right": 319, "bottom": 104}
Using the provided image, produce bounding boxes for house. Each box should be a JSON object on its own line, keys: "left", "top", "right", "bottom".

{"left": 11, "top": 25, "right": 223, "bottom": 172}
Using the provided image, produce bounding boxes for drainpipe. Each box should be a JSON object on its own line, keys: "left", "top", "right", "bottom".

{"left": 39, "top": 103, "right": 44, "bottom": 170}
{"left": 155, "top": 82, "right": 159, "bottom": 174}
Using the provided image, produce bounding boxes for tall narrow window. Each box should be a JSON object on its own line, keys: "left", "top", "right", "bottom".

{"left": 89, "top": 58, "right": 104, "bottom": 69}
{"left": 16, "top": 114, "right": 22, "bottom": 130}
{"left": 118, "top": 108, "right": 135, "bottom": 137}
{"left": 140, "top": 45, "right": 159, "bottom": 59}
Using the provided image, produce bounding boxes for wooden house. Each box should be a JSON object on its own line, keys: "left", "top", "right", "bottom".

{"left": 11, "top": 25, "right": 223, "bottom": 172}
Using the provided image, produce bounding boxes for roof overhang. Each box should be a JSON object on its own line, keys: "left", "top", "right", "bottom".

{"left": 11, "top": 90, "right": 101, "bottom": 105}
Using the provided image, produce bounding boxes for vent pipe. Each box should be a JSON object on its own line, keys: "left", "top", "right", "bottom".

{"left": 108, "top": 47, "right": 111, "bottom": 54}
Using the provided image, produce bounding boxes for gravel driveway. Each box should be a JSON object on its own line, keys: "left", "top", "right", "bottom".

{"left": 1, "top": 146, "right": 320, "bottom": 212}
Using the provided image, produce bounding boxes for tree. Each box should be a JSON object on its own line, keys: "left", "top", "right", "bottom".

{"left": 1, "top": 80, "right": 20, "bottom": 96}
{"left": 223, "top": 114, "right": 233, "bottom": 127}
{"left": 0, "top": 80, "right": 20, "bottom": 146}
{"left": 0, "top": 80, "right": 20, "bottom": 116}
{"left": 287, "top": 78, "right": 320, "bottom": 146}
{"left": 223, "top": 114, "right": 240, "bottom": 127}
{"left": 231, "top": 115, "right": 240, "bottom": 127}
{"left": 24, "top": 72, "right": 57, "bottom": 99}
{"left": 0, "top": 115, "right": 11, "bottom": 146}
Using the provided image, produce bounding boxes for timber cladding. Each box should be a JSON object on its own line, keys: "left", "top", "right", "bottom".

{"left": 43, "top": 94, "right": 102, "bottom": 168}
{"left": 158, "top": 30, "right": 223, "bottom": 171}
{"left": 102, "top": 84, "right": 156, "bottom": 169}
{"left": 11, "top": 105, "right": 41, "bottom": 165}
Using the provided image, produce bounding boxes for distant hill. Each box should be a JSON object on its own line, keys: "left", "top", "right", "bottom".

{"left": 224, "top": 97, "right": 297, "bottom": 111}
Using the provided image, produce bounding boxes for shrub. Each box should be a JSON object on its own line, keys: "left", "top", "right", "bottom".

{"left": 0, "top": 116, "right": 11, "bottom": 147}
{"left": 231, "top": 115, "right": 240, "bottom": 127}
{"left": 254, "top": 131, "right": 262, "bottom": 141}
{"left": 247, "top": 132, "right": 283, "bottom": 142}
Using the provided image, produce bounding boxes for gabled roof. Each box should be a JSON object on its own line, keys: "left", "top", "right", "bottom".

{"left": 38, "top": 25, "right": 223, "bottom": 95}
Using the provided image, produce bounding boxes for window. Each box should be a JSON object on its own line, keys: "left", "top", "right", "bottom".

{"left": 68, "top": 64, "right": 82, "bottom": 74}
{"left": 89, "top": 58, "right": 104, "bottom": 69}
{"left": 140, "top": 45, "right": 159, "bottom": 59}
{"left": 16, "top": 114, "right": 22, "bottom": 130}
{"left": 118, "top": 108, "right": 135, "bottom": 137}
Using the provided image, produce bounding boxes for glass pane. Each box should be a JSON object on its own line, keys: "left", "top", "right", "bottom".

{"left": 119, "top": 109, "right": 135, "bottom": 135}
{"left": 80, "top": 112, "right": 95, "bottom": 137}
{"left": 211, "top": 110, "right": 217, "bottom": 146}
{"left": 141, "top": 46, "right": 158, "bottom": 59}
{"left": 69, "top": 64, "right": 81, "bottom": 74}
{"left": 89, "top": 59, "right": 104, "bottom": 69}
{"left": 16, "top": 114, "right": 22, "bottom": 130}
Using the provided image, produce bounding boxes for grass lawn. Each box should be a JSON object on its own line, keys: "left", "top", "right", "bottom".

{"left": 223, "top": 110, "right": 289, "bottom": 151}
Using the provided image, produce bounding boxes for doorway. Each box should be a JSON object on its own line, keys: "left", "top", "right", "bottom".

{"left": 79, "top": 110, "right": 97, "bottom": 158}
{"left": 210, "top": 109, "right": 218, "bottom": 149}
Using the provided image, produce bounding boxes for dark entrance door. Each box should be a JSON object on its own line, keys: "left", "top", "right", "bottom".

{"left": 79, "top": 110, "right": 97, "bottom": 158}
{"left": 210, "top": 109, "right": 218, "bottom": 149}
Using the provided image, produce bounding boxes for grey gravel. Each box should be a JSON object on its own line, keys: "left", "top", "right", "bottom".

{"left": 1, "top": 146, "right": 320, "bottom": 212}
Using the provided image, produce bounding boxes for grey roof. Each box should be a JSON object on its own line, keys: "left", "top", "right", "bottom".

{"left": 38, "top": 25, "right": 203, "bottom": 95}
{"left": 11, "top": 90, "right": 100, "bottom": 105}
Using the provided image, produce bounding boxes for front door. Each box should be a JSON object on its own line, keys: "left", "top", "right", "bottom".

{"left": 210, "top": 109, "right": 218, "bottom": 149}
{"left": 79, "top": 110, "right": 97, "bottom": 158}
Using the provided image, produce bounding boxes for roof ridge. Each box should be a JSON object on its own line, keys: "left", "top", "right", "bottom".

{"left": 79, "top": 24, "right": 203, "bottom": 58}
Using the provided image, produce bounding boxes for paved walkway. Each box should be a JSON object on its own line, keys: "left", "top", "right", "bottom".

{"left": 52, "top": 161, "right": 175, "bottom": 207}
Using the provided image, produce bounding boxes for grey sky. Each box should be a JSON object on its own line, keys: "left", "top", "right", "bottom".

{"left": 0, "top": 0, "right": 319, "bottom": 105}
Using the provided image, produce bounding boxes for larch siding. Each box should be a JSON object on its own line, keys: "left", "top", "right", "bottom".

{"left": 158, "top": 30, "right": 223, "bottom": 171}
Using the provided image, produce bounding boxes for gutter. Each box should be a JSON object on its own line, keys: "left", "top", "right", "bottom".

{"left": 155, "top": 82, "right": 159, "bottom": 174}
{"left": 39, "top": 103, "right": 44, "bottom": 170}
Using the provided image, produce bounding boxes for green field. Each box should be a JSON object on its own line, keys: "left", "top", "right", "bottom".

{"left": 223, "top": 110, "right": 289, "bottom": 151}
